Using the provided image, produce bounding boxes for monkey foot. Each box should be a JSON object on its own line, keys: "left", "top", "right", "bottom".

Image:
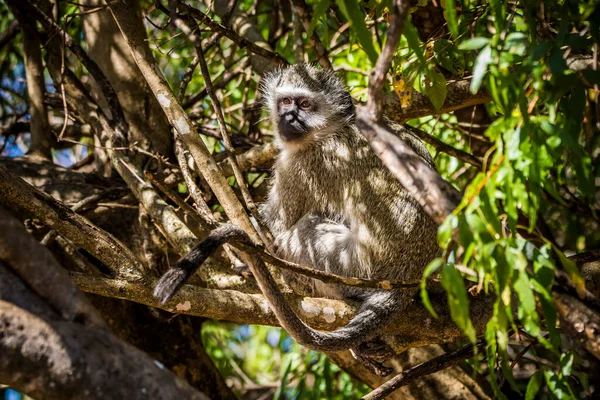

{"left": 350, "top": 349, "right": 394, "bottom": 377}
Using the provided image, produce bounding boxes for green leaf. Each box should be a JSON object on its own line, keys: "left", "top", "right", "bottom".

{"left": 554, "top": 248, "right": 586, "bottom": 298}
{"left": 308, "top": 1, "right": 330, "bottom": 37}
{"left": 444, "top": 0, "right": 459, "bottom": 38}
{"left": 470, "top": 45, "right": 492, "bottom": 93}
{"left": 421, "top": 258, "right": 444, "bottom": 318}
{"left": 336, "top": 0, "right": 379, "bottom": 64}
{"left": 560, "top": 352, "right": 574, "bottom": 377}
{"left": 459, "top": 37, "right": 490, "bottom": 50}
{"left": 437, "top": 213, "right": 457, "bottom": 247}
{"left": 525, "top": 370, "right": 544, "bottom": 400}
{"left": 274, "top": 358, "right": 293, "bottom": 399}
{"left": 403, "top": 20, "right": 426, "bottom": 64}
{"left": 433, "top": 39, "right": 465, "bottom": 76}
{"left": 424, "top": 70, "right": 447, "bottom": 110}
{"left": 513, "top": 269, "right": 540, "bottom": 335}
{"left": 441, "top": 264, "right": 476, "bottom": 343}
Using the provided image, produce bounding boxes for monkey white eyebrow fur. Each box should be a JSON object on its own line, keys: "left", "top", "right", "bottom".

{"left": 274, "top": 86, "right": 314, "bottom": 98}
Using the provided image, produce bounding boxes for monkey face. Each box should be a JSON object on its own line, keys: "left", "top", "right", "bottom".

{"left": 276, "top": 94, "right": 317, "bottom": 141}
{"left": 261, "top": 64, "right": 355, "bottom": 149}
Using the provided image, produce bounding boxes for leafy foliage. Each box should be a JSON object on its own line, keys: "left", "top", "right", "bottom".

{"left": 1, "top": 0, "right": 599, "bottom": 398}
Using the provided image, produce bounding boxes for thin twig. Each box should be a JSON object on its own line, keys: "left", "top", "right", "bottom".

{"left": 166, "top": 0, "right": 288, "bottom": 66}
{"left": 177, "top": 55, "right": 199, "bottom": 103}
{"left": 145, "top": 171, "right": 215, "bottom": 230}
{"left": 174, "top": 137, "right": 216, "bottom": 221}
{"left": 362, "top": 339, "right": 487, "bottom": 400}
{"left": 41, "top": 188, "right": 127, "bottom": 246}
{"left": 290, "top": 0, "right": 332, "bottom": 69}
{"left": 405, "top": 125, "right": 483, "bottom": 168}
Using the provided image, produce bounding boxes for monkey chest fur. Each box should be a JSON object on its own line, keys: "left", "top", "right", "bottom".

{"left": 262, "top": 135, "right": 439, "bottom": 298}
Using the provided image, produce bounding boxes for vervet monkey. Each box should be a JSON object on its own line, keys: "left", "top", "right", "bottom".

{"left": 154, "top": 64, "right": 439, "bottom": 375}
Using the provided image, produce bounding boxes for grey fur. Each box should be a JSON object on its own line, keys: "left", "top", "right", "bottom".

{"left": 258, "top": 64, "right": 440, "bottom": 362}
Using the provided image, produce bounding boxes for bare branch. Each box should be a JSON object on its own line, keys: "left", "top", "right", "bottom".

{"left": 362, "top": 340, "right": 487, "bottom": 400}
{"left": 170, "top": 0, "right": 288, "bottom": 67}
{"left": 6, "top": 3, "right": 54, "bottom": 159}
{"left": 364, "top": 0, "right": 410, "bottom": 121}
{"left": 405, "top": 125, "right": 483, "bottom": 169}
{"left": 0, "top": 163, "right": 144, "bottom": 279}
{"left": 383, "top": 81, "right": 491, "bottom": 124}
{"left": 174, "top": 138, "right": 216, "bottom": 221}
{"left": 554, "top": 291, "right": 600, "bottom": 360}
{"left": 71, "top": 272, "right": 494, "bottom": 345}
{"left": 357, "top": 118, "right": 463, "bottom": 224}
{"left": 218, "top": 142, "right": 278, "bottom": 177}
{"left": 0, "top": 20, "right": 19, "bottom": 50}
{"left": 172, "top": 12, "right": 269, "bottom": 246}
{"left": 0, "top": 207, "right": 105, "bottom": 328}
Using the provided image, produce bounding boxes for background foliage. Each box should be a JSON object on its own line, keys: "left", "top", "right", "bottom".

{"left": 1, "top": 0, "right": 599, "bottom": 398}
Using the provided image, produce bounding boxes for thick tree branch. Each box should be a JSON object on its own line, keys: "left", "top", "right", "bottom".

{"left": 218, "top": 142, "right": 278, "bottom": 177}
{"left": 9, "top": 5, "right": 54, "bottom": 159}
{"left": 553, "top": 291, "right": 600, "bottom": 360}
{"left": 357, "top": 119, "right": 463, "bottom": 224}
{"left": 383, "top": 81, "right": 492, "bottom": 124}
{"left": 72, "top": 272, "right": 495, "bottom": 350}
{"left": 0, "top": 299, "right": 210, "bottom": 400}
{"left": 0, "top": 163, "right": 144, "bottom": 279}
{"left": 0, "top": 206, "right": 105, "bottom": 328}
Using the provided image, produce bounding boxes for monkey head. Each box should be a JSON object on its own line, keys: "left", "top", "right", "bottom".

{"left": 262, "top": 64, "right": 355, "bottom": 150}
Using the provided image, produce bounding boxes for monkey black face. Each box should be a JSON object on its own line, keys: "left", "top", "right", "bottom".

{"left": 277, "top": 95, "right": 316, "bottom": 141}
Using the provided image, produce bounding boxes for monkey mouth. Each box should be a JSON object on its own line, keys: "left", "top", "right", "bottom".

{"left": 278, "top": 116, "right": 309, "bottom": 141}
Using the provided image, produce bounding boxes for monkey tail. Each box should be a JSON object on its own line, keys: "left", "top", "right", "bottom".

{"left": 153, "top": 225, "right": 251, "bottom": 304}
{"left": 246, "top": 251, "right": 410, "bottom": 352}
{"left": 304, "top": 289, "right": 408, "bottom": 351}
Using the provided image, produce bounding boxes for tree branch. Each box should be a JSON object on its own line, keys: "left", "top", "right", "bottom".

{"left": 405, "top": 125, "right": 482, "bottom": 168}
{"left": 71, "top": 272, "right": 495, "bottom": 350}
{"left": 290, "top": 0, "right": 333, "bottom": 70}
{"left": 0, "top": 206, "right": 105, "bottom": 328}
{"left": 0, "top": 299, "right": 210, "bottom": 400}
{"left": 362, "top": 340, "right": 487, "bottom": 400}
{"left": 171, "top": 0, "right": 288, "bottom": 67}
{"left": 0, "top": 163, "right": 144, "bottom": 279}
{"left": 383, "top": 81, "right": 491, "bottom": 124}
{"left": 109, "top": 0, "right": 262, "bottom": 245}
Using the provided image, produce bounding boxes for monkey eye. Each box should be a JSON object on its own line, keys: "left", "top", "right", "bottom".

{"left": 281, "top": 97, "right": 292, "bottom": 105}
{"left": 299, "top": 99, "right": 313, "bottom": 110}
